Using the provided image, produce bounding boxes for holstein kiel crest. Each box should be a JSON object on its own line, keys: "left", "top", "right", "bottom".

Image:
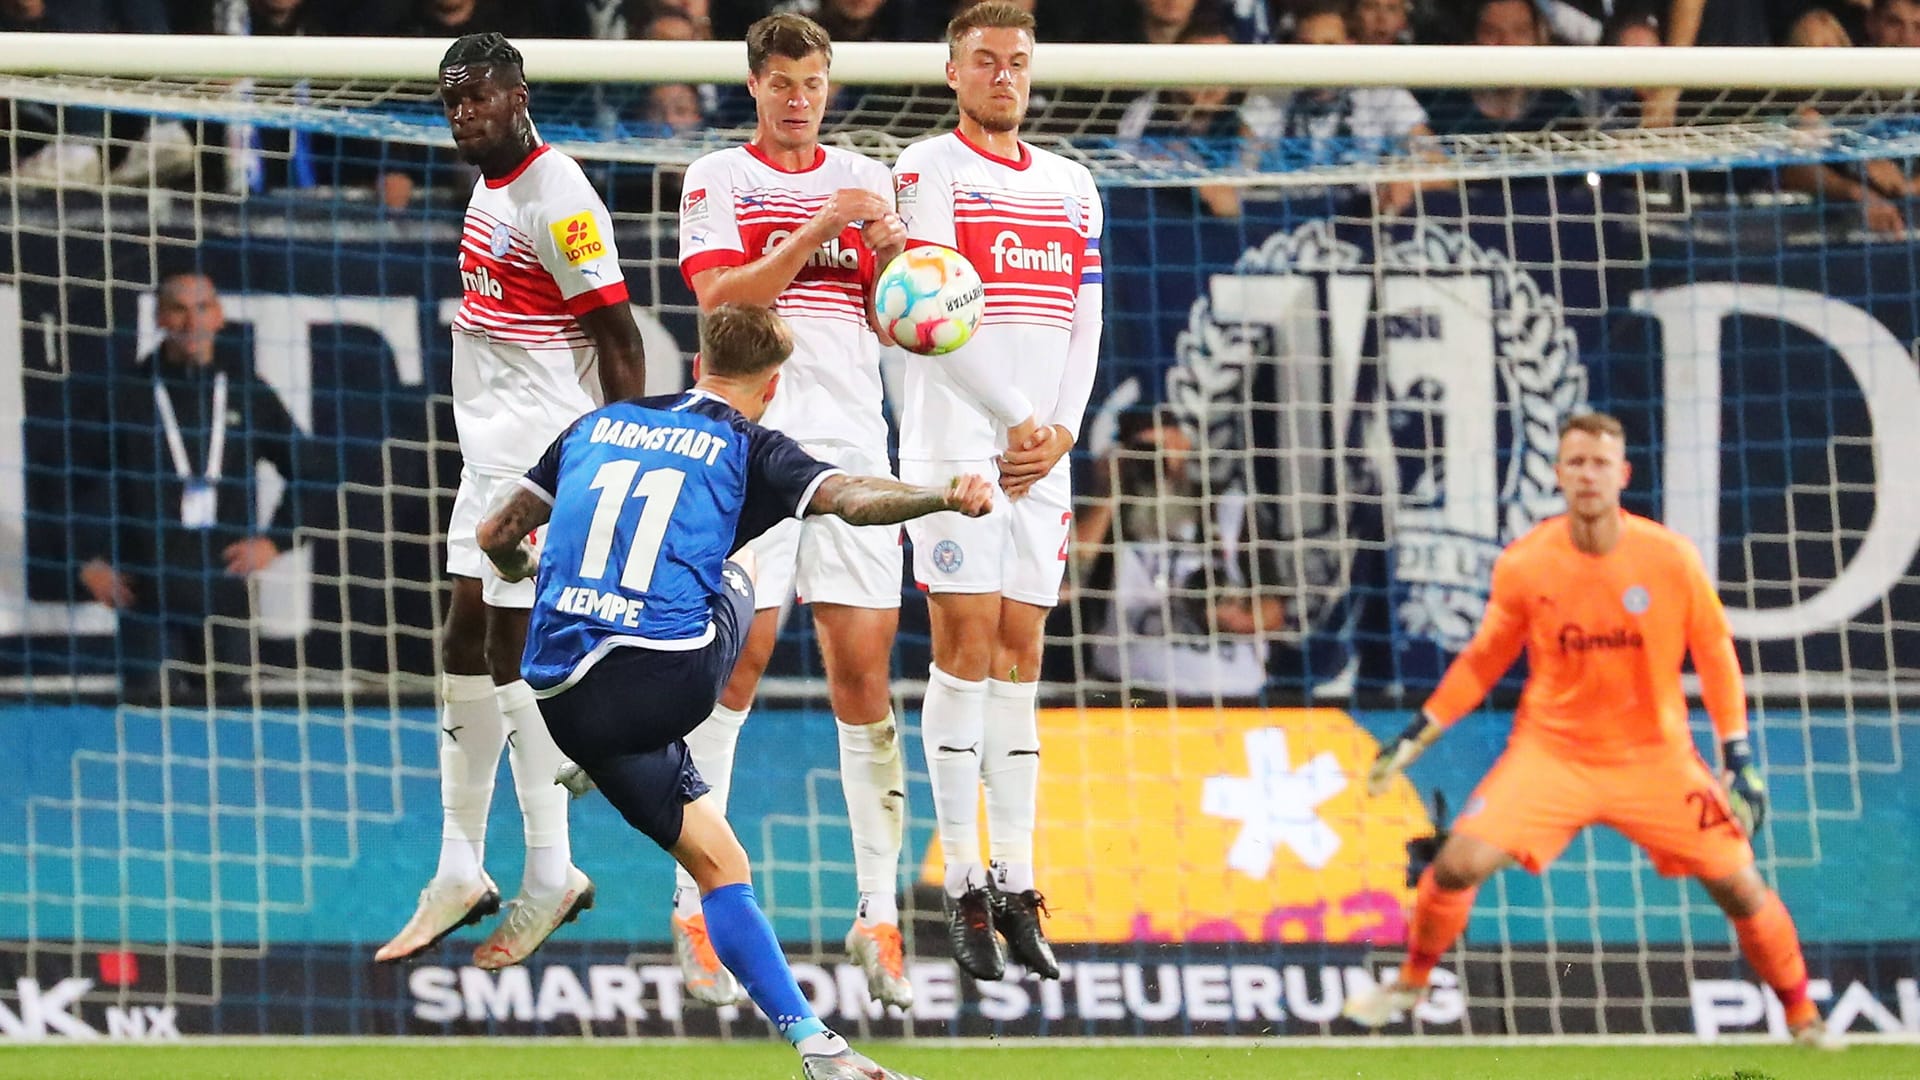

{"left": 1166, "top": 220, "right": 1587, "bottom": 650}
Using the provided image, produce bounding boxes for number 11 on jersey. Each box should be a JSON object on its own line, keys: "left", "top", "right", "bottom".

{"left": 578, "top": 460, "right": 686, "bottom": 591}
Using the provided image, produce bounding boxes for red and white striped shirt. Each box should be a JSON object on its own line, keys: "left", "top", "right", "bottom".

{"left": 452, "top": 144, "right": 628, "bottom": 476}
{"left": 678, "top": 144, "right": 891, "bottom": 452}
{"left": 893, "top": 131, "right": 1104, "bottom": 461}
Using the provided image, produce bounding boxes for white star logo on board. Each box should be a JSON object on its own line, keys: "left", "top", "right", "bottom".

{"left": 1200, "top": 728, "right": 1348, "bottom": 878}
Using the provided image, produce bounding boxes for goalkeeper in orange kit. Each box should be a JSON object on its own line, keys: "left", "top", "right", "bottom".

{"left": 1347, "top": 412, "right": 1830, "bottom": 1046}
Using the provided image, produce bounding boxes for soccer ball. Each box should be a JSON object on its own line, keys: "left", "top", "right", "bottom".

{"left": 874, "top": 246, "right": 985, "bottom": 356}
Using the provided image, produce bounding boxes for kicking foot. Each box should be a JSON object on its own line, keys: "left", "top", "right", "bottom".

{"left": 801, "top": 1045, "right": 923, "bottom": 1080}
{"left": 374, "top": 872, "right": 500, "bottom": 963}
{"left": 846, "top": 921, "right": 914, "bottom": 1009}
{"left": 673, "top": 911, "right": 743, "bottom": 1006}
{"left": 943, "top": 886, "right": 1005, "bottom": 982}
{"left": 1341, "top": 980, "right": 1425, "bottom": 1028}
{"left": 471, "top": 866, "right": 594, "bottom": 970}
{"left": 989, "top": 887, "right": 1060, "bottom": 980}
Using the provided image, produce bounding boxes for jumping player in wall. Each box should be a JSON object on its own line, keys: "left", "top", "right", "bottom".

{"left": 890, "top": 0, "right": 1105, "bottom": 981}
{"left": 1349, "top": 412, "right": 1831, "bottom": 1047}
{"left": 477, "top": 302, "right": 987, "bottom": 1080}
{"left": 672, "top": 13, "right": 916, "bottom": 1009}
{"left": 376, "top": 32, "right": 651, "bottom": 970}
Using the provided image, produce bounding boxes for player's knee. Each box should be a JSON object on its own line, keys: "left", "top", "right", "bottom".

{"left": 678, "top": 829, "right": 750, "bottom": 892}
{"left": 441, "top": 634, "right": 487, "bottom": 677}
{"left": 1432, "top": 840, "right": 1497, "bottom": 892}
{"left": 1703, "top": 868, "right": 1769, "bottom": 918}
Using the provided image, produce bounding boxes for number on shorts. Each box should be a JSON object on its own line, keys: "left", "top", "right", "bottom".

{"left": 1685, "top": 787, "right": 1737, "bottom": 835}
{"left": 578, "top": 460, "right": 686, "bottom": 591}
{"left": 1057, "top": 510, "right": 1072, "bottom": 561}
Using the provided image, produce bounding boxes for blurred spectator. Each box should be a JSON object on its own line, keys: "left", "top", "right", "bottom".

{"left": 393, "top": 0, "right": 525, "bottom": 36}
{"left": 645, "top": 82, "right": 709, "bottom": 131}
{"left": 1418, "top": 0, "right": 1584, "bottom": 134}
{"left": 71, "top": 272, "right": 312, "bottom": 705}
{"left": 1099, "top": 0, "right": 1230, "bottom": 43}
{"left": 1776, "top": 0, "right": 1920, "bottom": 234}
{"left": 1070, "top": 408, "right": 1288, "bottom": 702}
{"left": 2, "top": 0, "right": 185, "bottom": 186}
{"left": 1115, "top": 15, "right": 1258, "bottom": 215}
{"left": 1351, "top": 0, "right": 1413, "bottom": 43}
{"left": 1589, "top": 8, "right": 1665, "bottom": 125}
{"left": 1243, "top": 0, "right": 1434, "bottom": 214}
{"left": 771, "top": 0, "right": 914, "bottom": 40}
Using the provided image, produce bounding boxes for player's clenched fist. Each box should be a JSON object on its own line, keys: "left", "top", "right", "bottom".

{"left": 944, "top": 474, "right": 995, "bottom": 517}
{"left": 818, "top": 187, "right": 895, "bottom": 231}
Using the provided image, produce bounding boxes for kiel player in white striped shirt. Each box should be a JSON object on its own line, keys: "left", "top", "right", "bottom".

{"left": 673, "top": 13, "right": 915, "bottom": 1009}
{"left": 376, "top": 33, "right": 651, "bottom": 972}
{"left": 890, "top": 1, "right": 1104, "bottom": 983}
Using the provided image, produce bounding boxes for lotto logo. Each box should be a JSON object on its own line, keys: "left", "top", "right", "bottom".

{"left": 550, "top": 212, "right": 607, "bottom": 265}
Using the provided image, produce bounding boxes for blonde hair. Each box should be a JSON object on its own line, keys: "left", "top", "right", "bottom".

{"left": 946, "top": 1, "right": 1037, "bottom": 57}
{"left": 700, "top": 303, "right": 795, "bottom": 377}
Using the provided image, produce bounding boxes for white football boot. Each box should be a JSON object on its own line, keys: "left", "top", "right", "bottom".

{"left": 672, "top": 910, "right": 744, "bottom": 1006}
{"left": 472, "top": 865, "right": 594, "bottom": 970}
{"left": 1341, "top": 980, "right": 1425, "bottom": 1028}
{"left": 374, "top": 871, "right": 501, "bottom": 963}
{"left": 801, "top": 1046, "right": 923, "bottom": 1080}
{"left": 845, "top": 921, "right": 914, "bottom": 1009}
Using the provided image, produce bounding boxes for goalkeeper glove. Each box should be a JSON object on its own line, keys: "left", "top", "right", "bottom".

{"left": 1721, "top": 735, "right": 1767, "bottom": 835}
{"left": 1404, "top": 790, "right": 1451, "bottom": 888}
{"left": 1367, "top": 713, "right": 1438, "bottom": 797}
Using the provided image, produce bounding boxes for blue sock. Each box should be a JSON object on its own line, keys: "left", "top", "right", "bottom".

{"left": 701, "top": 882, "right": 825, "bottom": 1044}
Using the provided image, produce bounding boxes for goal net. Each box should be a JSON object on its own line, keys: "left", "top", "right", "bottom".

{"left": 0, "top": 37, "right": 1914, "bottom": 1041}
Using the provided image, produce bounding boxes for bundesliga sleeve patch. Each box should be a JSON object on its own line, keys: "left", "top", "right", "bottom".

{"left": 550, "top": 212, "right": 608, "bottom": 266}
{"left": 894, "top": 172, "right": 919, "bottom": 205}
{"left": 682, "top": 188, "right": 709, "bottom": 223}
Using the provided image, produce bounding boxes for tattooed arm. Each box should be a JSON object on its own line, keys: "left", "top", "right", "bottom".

{"left": 807, "top": 472, "right": 995, "bottom": 526}
{"left": 477, "top": 483, "right": 555, "bottom": 583}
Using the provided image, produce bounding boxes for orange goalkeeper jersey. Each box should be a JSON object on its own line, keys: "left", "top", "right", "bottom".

{"left": 1423, "top": 511, "right": 1749, "bottom": 762}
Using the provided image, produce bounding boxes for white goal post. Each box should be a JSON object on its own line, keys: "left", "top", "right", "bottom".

{"left": 3, "top": 33, "right": 1920, "bottom": 89}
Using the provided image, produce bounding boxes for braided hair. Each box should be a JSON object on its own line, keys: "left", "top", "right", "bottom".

{"left": 439, "top": 32, "right": 525, "bottom": 85}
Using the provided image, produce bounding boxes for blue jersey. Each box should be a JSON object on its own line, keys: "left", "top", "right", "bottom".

{"left": 518, "top": 389, "right": 837, "bottom": 696}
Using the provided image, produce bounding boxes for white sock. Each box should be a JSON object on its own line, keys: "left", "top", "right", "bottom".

{"left": 837, "top": 715, "right": 906, "bottom": 902}
{"left": 672, "top": 882, "right": 703, "bottom": 920}
{"left": 992, "top": 860, "right": 1035, "bottom": 895}
{"left": 857, "top": 891, "right": 900, "bottom": 927}
{"left": 794, "top": 1030, "right": 849, "bottom": 1057}
{"left": 436, "top": 672, "right": 505, "bottom": 886}
{"left": 672, "top": 702, "right": 748, "bottom": 906}
{"left": 982, "top": 678, "right": 1040, "bottom": 888}
{"left": 500, "top": 678, "right": 572, "bottom": 895}
{"left": 922, "top": 664, "right": 987, "bottom": 898}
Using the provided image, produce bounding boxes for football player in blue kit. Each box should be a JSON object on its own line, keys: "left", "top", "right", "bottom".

{"left": 476, "top": 302, "right": 990, "bottom": 1080}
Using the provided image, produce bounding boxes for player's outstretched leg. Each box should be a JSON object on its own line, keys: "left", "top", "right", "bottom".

{"left": 378, "top": 582, "right": 505, "bottom": 963}
{"left": 1705, "top": 869, "right": 1833, "bottom": 1047}
{"left": 817, "top": 603, "right": 914, "bottom": 1009}
{"left": 982, "top": 668, "right": 1058, "bottom": 980}
{"left": 672, "top": 698, "right": 748, "bottom": 1005}
{"left": 668, "top": 607, "right": 769, "bottom": 1006}
{"left": 1344, "top": 838, "right": 1500, "bottom": 1027}
{"left": 474, "top": 610, "right": 594, "bottom": 970}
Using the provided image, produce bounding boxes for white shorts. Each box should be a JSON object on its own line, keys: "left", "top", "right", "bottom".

{"left": 446, "top": 466, "right": 536, "bottom": 610}
{"left": 742, "top": 442, "right": 903, "bottom": 611}
{"left": 899, "top": 457, "right": 1072, "bottom": 609}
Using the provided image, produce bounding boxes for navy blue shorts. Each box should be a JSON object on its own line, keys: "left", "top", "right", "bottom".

{"left": 535, "top": 564, "right": 755, "bottom": 850}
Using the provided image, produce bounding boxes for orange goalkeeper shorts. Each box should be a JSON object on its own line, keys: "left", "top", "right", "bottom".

{"left": 1450, "top": 738, "right": 1754, "bottom": 880}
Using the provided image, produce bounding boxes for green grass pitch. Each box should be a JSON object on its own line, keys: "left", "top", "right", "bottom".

{"left": 5, "top": 1040, "right": 1919, "bottom": 1080}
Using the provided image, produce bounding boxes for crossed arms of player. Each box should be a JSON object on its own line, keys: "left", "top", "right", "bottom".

{"left": 476, "top": 471, "right": 996, "bottom": 583}
{"left": 1364, "top": 546, "right": 1768, "bottom": 828}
